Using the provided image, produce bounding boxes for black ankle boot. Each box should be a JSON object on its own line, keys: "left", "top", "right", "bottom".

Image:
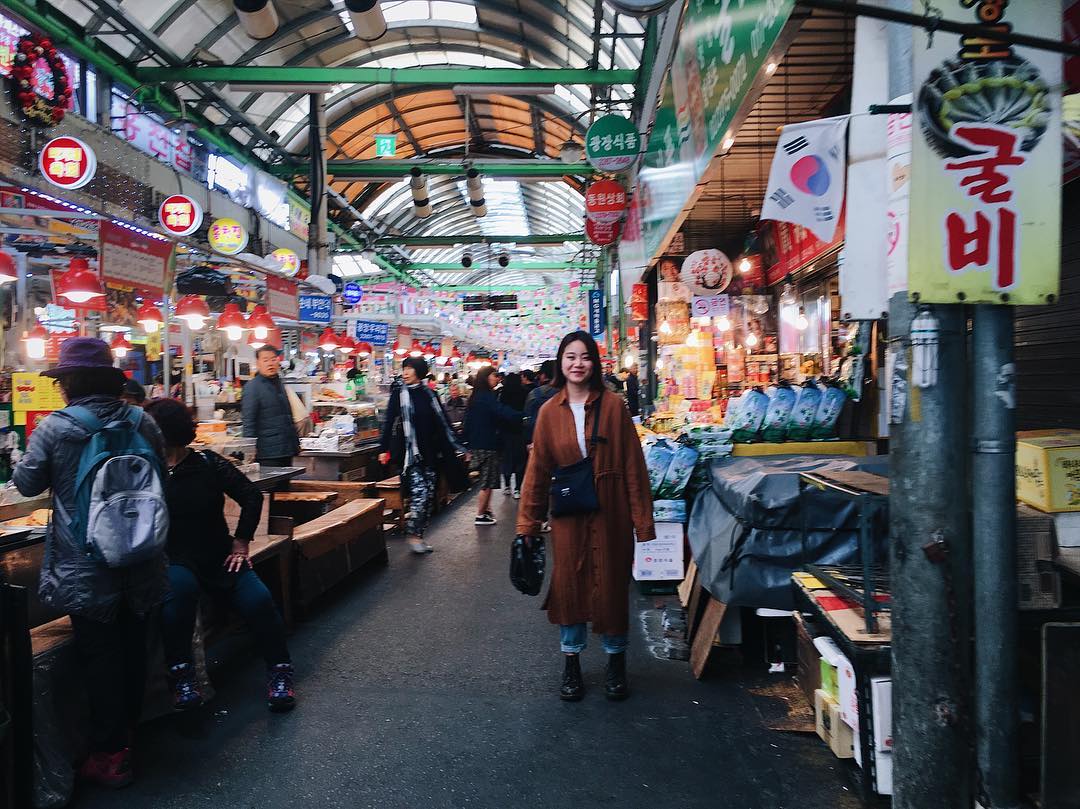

{"left": 560, "top": 654, "right": 584, "bottom": 701}
{"left": 605, "top": 652, "right": 628, "bottom": 701}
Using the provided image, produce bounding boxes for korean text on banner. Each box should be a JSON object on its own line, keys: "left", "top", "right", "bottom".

{"left": 298, "top": 294, "right": 333, "bottom": 324}
{"left": 99, "top": 221, "right": 171, "bottom": 298}
{"left": 909, "top": 0, "right": 1062, "bottom": 305}
{"left": 588, "top": 289, "right": 605, "bottom": 336}
{"left": 761, "top": 117, "right": 849, "bottom": 243}
{"left": 12, "top": 372, "right": 65, "bottom": 412}
{"left": 266, "top": 275, "right": 298, "bottom": 321}
{"left": 354, "top": 320, "right": 390, "bottom": 346}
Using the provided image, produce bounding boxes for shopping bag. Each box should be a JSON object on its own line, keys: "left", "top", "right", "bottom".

{"left": 510, "top": 535, "right": 545, "bottom": 596}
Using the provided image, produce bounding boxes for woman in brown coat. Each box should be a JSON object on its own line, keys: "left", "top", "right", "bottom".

{"left": 517, "top": 331, "right": 655, "bottom": 702}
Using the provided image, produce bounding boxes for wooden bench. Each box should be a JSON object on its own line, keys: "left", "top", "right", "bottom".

{"left": 375, "top": 476, "right": 405, "bottom": 532}
{"left": 270, "top": 491, "right": 339, "bottom": 527}
{"left": 290, "top": 498, "right": 387, "bottom": 610}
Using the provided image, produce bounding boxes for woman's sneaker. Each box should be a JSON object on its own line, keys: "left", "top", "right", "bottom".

{"left": 502, "top": 486, "right": 512, "bottom": 496}
{"left": 267, "top": 663, "right": 296, "bottom": 712}
{"left": 78, "top": 749, "right": 133, "bottom": 789}
{"left": 474, "top": 512, "right": 497, "bottom": 525}
{"left": 513, "top": 490, "right": 521, "bottom": 500}
{"left": 169, "top": 663, "right": 203, "bottom": 710}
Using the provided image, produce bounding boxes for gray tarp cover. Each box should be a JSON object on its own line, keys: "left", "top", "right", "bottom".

{"left": 688, "top": 454, "right": 890, "bottom": 611}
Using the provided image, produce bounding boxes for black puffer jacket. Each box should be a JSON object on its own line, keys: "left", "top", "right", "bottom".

{"left": 241, "top": 373, "right": 300, "bottom": 461}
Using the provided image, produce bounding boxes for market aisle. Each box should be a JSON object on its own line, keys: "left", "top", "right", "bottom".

{"left": 75, "top": 493, "right": 858, "bottom": 809}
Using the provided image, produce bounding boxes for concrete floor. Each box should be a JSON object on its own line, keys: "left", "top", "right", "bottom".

{"left": 75, "top": 492, "right": 860, "bottom": 809}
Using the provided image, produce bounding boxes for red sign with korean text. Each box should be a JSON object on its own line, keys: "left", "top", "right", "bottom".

{"left": 762, "top": 207, "right": 846, "bottom": 287}
{"left": 266, "top": 274, "right": 299, "bottom": 321}
{"left": 158, "top": 195, "right": 203, "bottom": 237}
{"left": 584, "top": 179, "right": 628, "bottom": 225}
{"left": 99, "top": 221, "right": 171, "bottom": 298}
{"left": 38, "top": 136, "right": 96, "bottom": 190}
{"left": 586, "top": 217, "right": 621, "bottom": 246}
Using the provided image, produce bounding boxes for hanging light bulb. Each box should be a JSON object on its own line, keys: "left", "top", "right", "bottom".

{"left": 745, "top": 332, "right": 759, "bottom": 348}
{"left": 136, "top": 300, "right": 163, "bottom": 334}
{"left": 318, "top": 327, "right": 340, "bottom": 352}
{"left": 738, "top": 257, "right": 753, "bottom": 274}
{"left": 57, "top": 258, "right": 105, "bottom": 304}
{"left": 715, "top": 315, "right": 732, "bottom": 331}
{"left": 24, "top": 323, "right": 47, "bottom": 360}
{"left": 409, "top": 339, "right": 424, "bottom": 357}
{"left": 0, "top": 251, "right": 17, "bottom": 284}
{"left": 248, "top": 331, "right": 266, "bottom": 350}
{"left": 356, "top": 341, "right": 373, "bottom": 357}
{"left": 216, "top": 302, "right": 246, "bottom": 341}
{"left": 247, "top": 305, "right": 273, "bottom": 340}
{"left": 337, "top": 336, "right": 357, "bottom": 355}
{"left": 659, "top": 318, "right": 672, "bottom": 335}
{"left": 110, "top": 332, "right": 132, "bottom": 359}
{"left": 175, "top": 294, "right": 210, "bottom": 329}
{"left": 796, "top": 305, "right": 809, "bottom": 331}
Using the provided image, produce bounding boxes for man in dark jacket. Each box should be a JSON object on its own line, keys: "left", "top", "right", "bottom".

{"left": 623, "top": 365, "right": 641, "bottom": 417}
{"left": 523, "top": 360, "right": 558, "bottom": 447}
{"left": 242, "top": 345, "right": 300, "bottom": 467}
{"left": 14, "top": 338, "right": 167, "bottom": 788}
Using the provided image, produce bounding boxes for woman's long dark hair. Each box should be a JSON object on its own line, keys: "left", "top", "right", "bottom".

{"left": 468, "top": 365, "right": 497, "bottom": 408}
{"left": 552, "top": 330, "right": 604, "bottom": 391}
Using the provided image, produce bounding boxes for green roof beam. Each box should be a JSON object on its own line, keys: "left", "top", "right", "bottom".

{"left": 134, "top": 66, "right": 638, "bottom": 87}
{"left": 373, "top": 233, "right": 584, "bottom": 247}
{"left": 277, "top": 160, "right": 595, "bottom": 179}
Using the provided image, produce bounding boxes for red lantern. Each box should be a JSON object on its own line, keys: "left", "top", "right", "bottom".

{"left": 356, "top": 341, "right": 374, "bottom": 357}
{"left": 584, "top": 179, "right": 627, "bottom": 225}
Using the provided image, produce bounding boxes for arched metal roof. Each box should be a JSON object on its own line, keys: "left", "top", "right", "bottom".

{"left": 50, "top": 0, "right": 640, "bottom": 285}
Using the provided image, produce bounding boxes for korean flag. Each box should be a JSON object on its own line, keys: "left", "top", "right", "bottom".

{"left": 760, "top": 117, "right": 849, "bottom": 242}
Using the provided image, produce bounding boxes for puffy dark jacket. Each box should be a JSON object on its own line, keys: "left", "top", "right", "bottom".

{"left": 463, "top": 389, "right": 522, "bottom": 451}
{"left": 13, "top": 396, "right": 168, "bottom": 622}
{"left": 241, "top": 373, "right": 300, "bottom": 461}
{"left": 523, "top": 383, "right": 558, "bottom": 443}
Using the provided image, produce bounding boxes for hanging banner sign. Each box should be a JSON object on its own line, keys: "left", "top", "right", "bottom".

{"left": 681, "top": 249, "right": 733, "bottom": 295}
{"left": 266, "top": 274, "right": 298, "bottom": 320}
{"left": 762, "top": 212, "right": 846, "bottom": 287}
{"left": 342, "top": 281, "right": 364, "bottom": 305}
{"left": 298, "top": 294, "right": 333, "bottom": 324}
{"left": 586, "top": 218, "right": 621, "bottom": 246}
{"left": 208, "top": 217, "right": 248, "bottom": 256}
{"left": 909, "top": 0, "right": 1062, "bottom": 305}
{"left": 588, "top": 289, "right": 605, "bottom": 336}
{"left": 355, "top": 320, "right": 390, "bottom": 346}
{"left": 584, "top": 179, "right": 627, "bottom": 225}
{"left": 99, "top": 221, "right": 171, "bottom": 298}
{"left": 585, "top": 114, "right": 640, "bottom": 172}
{"left": 11, "top": 372, "right": 65, "bottom": 411}
{"left": 269, "top": 247, "right": 300, "bottom": 277}
{"left": 38, "top": 136, "right": 96, "bottom": 190}
{"left": 158, "top": 194, "right": 203, "bottom": 237}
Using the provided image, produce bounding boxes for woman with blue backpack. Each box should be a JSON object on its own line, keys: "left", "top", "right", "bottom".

{"left": 14, "top": 338, "right": 170, "bottom": 789}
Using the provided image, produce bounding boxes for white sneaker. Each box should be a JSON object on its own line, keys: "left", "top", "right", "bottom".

{"left": 502, "top": 487, "right": 512, "bottom": 496}
{"left": 541, "top": 521, "right": 551, "bottom": 533}
{"left": 408, "top": 539, "right": 430, "bottom": 554}
{"left": 513, "top": 490, "right": 521, "bottom": 500}
{"left": 475, "top": 513, "right": 497, "bottom": 525}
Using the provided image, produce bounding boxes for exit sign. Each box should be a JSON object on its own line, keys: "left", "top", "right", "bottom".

{"left": 374, "top": 134, "right": 397, "bottom": 157}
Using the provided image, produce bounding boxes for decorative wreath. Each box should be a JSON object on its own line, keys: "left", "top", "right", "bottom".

{"left": 9, "top": 33, "right": 70, "bottom": 128}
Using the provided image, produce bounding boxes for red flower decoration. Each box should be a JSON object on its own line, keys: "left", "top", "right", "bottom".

{"left": 8, "top": 34, "right": 70, "bottom": 129}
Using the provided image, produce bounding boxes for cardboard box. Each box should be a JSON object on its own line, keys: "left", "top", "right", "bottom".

{"left": 870, "top": 676, "right": 893, "bottom": 752}
{"left": 1016, "top": 433, "right": 1080, "bottom": 512}
{"left": 815, "top": 689, "right": 855, "bottom": 759}
{"left": 813, "top": 635, "right": 843, "bottom": 701}
{"left": 837, "top": 652, "right": 858, "bottom": 729}
{"left": 820, "top": 658, "right": 839, "bottom": 700}
{"left": 853, "top": 725, "right": 894, "bottom": 796}
{"left": 794, "top": 612, "right": 820, "bottom": 707}
{"left": 632, "top": 522, "right": 684, "bottom": 581}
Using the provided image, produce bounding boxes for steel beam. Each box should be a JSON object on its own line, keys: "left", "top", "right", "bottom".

{"left": 397, "top": 262, "right": 594, "bottom": 271}
{"left": 133, "top": 66, "right": 638, "bottom": 86}
{"left": 374, "top": 234, "right": 584, "bottom": 246}
{"left": 282, "top": 160, "right": 594, "bottom": 179}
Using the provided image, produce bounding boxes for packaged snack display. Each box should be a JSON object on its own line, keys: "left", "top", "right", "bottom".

{"left": 653, "top": 499, "right": 688, "bottom": 523}
{"left": 643, "top": 437, "right": 677, "bottom": 495}
{"left": 761, "top": 382, "right": 796, "bottom": 443}
{"left": 786, "top": 381, "right": 822, "bottom": 442}
{"left": 811, "top": 380, "right": 848, "bottom": 440}
{"left": 730, "top": 387, "right": 769, "bottom": 443}
{"left": 658, "top": 442, "right": 700, "bottom": 498}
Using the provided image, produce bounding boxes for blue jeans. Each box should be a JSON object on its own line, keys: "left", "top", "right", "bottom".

{"left": 162, "top": 564, "right": 291, "bottom": 668}
{"left": 559, "top": 623, "right": 628, "bottom": 655}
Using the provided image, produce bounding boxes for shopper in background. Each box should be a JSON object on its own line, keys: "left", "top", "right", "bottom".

{"left": 623, "top": 365, "right": 640, "bottom": 418}
{"left": 378, "top": 356, "right": 466, "bottom": 553}
{"left": 144, "top": 398, "right": 296, "bottom": 714}
{"left": 444, "top": 381, "right": 469, "bottom": 436}
{"left": 13, "top": 338, "right": 168, "bottom": 788}
{"left": 463, "top": 366, "right": 522, "bottom": 525}
{"left": 517, "top": 330, "right": 655, "bottom": 702}
{"left": 497, "top": 373, "right": 529, "bottom": 498}
{"left": 523, "top": 360, "right": 557, "bottom": 449}
{"left": 521, "top": 369, "right": 538, "bottom": 394}
{"left": 122, "top": 377, "right": 147, "bottom": 407}
{"left": 241, "top": 345, "right": 300, "bottom": 468}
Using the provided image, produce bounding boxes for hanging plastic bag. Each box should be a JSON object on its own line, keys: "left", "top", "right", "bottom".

{"left": 786, "top": 380, "right": 822, "bottom": 442}
{"left": 761, "top": 382, "right": 796, "bottom": 443}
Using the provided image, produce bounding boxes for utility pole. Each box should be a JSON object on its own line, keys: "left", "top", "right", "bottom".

{"left": 308, "top": 93, "right": 329, "bottom": 277}
{"left": 886, "top": 1, "right": 973, "bottom": 806}
{"left": 972, "top": 305, "right": 1019, "bottom": 809}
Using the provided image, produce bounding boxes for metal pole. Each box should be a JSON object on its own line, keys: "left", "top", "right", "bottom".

{"left": 887, "top": 1, "right": 973, "bottom": 806}
{"left": 308, "top": 93, "right": 329, "bottom": 278}
{"left": 972, "top": 304, "right": 1018, "bottom": 809}
{"left": 162, "top": 292, "right": 171, "bottom": 398}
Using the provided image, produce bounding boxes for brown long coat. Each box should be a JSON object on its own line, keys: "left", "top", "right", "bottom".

{"left": 516, "top": 386, "right": 655, "bottom": 635}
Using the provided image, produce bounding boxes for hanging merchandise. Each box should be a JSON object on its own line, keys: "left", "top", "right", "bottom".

{"left": 208, "top": 217, "right": 249, "bottom": 255}
{"left": 176, "top": 266, "right": 233, "bottom": 297}
{"left": 586, "top": 218, "right": 621, "bottom": 246}
{"left": 158, "top": 195, "right": 203, "bottom": 237}
{"left": 681, "top": 249, "right": 733, "bottom": 295}
{"left": 584, "top": 179, "right": 628, "bottom": 225}
{"left": 584, "top": 114, "right": 641, "bottom": 172}
{"left": 269, "top": 247, "right": 301, "bottom": 277}
{"left": 38, "top": 135, "right": 96, "bottom": 189}
{"left": 9, "top": 33, "right": 70, "bottom": 127}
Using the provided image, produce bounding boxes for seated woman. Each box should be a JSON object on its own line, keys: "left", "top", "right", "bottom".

{"left": 144, "top": 398, "right": 296, "bottom": 713}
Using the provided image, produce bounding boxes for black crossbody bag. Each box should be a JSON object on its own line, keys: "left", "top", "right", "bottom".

{"left": 549, "top": 392, "right": 603, "bottom": 518}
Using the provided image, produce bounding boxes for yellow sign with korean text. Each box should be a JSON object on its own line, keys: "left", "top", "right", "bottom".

{"left": 908, "top": 0, "right": 1062, "bottom": 305}
{"left": 12, "top": 372, "right": 65, "bottom": 412}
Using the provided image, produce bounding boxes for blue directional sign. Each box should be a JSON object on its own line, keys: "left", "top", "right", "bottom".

{"left": 298, "top": 294, "right": 333, "bottom": 324}
{"left": 588, "top": 289, "right": 605, "bottom": 337}
{"left": 354, "top": 319, "right": 390, "bottom": 346}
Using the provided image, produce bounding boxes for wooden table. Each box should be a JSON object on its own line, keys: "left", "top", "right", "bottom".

{"left": 293, "top": 443, "right": 380, "bottom": 482}
{"left": 250, "top": 466, "right": 308, "bottom": 491}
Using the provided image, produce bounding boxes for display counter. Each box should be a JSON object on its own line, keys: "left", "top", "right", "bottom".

{"left": 293, "top": 442, "right": 381, "bottom": 481}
